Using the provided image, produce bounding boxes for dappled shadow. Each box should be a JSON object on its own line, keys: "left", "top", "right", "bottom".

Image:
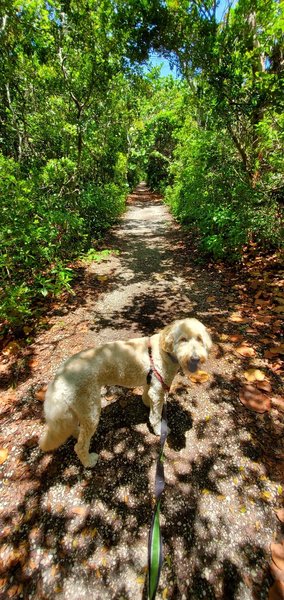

{"left": 0, "top": 184, "right": 283, "bottom": 599}
{"left": 0, "top": 378, "right": 276, "bottom": 599}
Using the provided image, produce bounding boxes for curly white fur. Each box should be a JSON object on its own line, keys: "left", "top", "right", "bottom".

{"left": 39, "top": 318, "right": 212, "bottom": 468}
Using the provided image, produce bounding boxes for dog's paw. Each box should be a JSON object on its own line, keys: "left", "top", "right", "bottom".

{"left": 153, "top": 424, "right": 162, "bottom": 436}
{"left": 83, "top": 452, "right": 99, "bottom": 468}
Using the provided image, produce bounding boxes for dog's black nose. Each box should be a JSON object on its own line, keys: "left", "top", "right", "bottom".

{"left": 188, "top": 357, "right": 200, "bottom": 372}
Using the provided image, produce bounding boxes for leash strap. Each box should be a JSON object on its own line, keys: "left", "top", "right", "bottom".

{"left": 147, "top": 338, "right": 170, "bottom": 392}
{"left": 148, "top": 398, "right": 168, "bottom": 600}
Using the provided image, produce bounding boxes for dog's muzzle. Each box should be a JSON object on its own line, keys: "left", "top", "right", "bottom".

{"left": 188, "top": 356, "right": 200, "bottom": 372}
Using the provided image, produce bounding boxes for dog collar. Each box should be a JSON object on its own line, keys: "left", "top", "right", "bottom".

{"left": 147, "top": 338, "right": 170, "bottom": 392}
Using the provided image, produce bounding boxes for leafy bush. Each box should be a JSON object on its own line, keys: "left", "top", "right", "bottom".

{"left": 166, "top": 125, "right": 282, "bottom": 260}
{"left": 0, "top": 154, "right": 127, "bottom": 329}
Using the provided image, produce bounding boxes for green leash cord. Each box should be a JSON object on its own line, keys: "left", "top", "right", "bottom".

{"left": 148, "top": 398, "right": 168, "bottom": 600}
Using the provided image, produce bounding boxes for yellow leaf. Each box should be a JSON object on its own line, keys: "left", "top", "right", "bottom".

{"left": 189, "top": 370, "right": 210, "bottom": 384}
{"left": 240, "top": 506, "right": 247, "bottom": 513}
{"left": 162, "top": 588, "right": 169, "bottom": 599}
{"left": 202, "top": 488, "right": 210, "bottom": 495}
{"left": 217, "top": 495, "right": 226, "bottom": 501}
{"left": 261, "top": 491, "right": 271, "bottom": 501}
{"left": 72, "top": 540, "right": 78, "bottom": 548}
{"left": 136, "top": 576, "right": 145, "bottom": 584}
{"left": 0, "top": 448, "right": 9, "bottom": 465}
{"left": 220, "top": 334, "right": 229, "bottom": 341}
{"left": 244, "top": 369, "right": 266, "bottom": 382}
{"left": 277, "top": 485, "right": 283, "bottom": 495}
{"left": 97, "top": 275, "right": 108, "bottom": 282}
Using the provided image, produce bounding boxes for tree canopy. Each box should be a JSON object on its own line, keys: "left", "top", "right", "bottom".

{"left": 0, "top": 0, "right": 283, "bottom": 330}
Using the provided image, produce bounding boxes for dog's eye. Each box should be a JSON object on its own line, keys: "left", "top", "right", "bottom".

{"left": 180, "top": 337, "right": 187, "bottom": 342}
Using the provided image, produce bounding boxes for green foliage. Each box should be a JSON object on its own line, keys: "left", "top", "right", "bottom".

{"left": 166, "top": 123, "right": 282, "bottom": 259}
{"left": 128, "top": 75, "right": 185, "bottom": 191}
{"left": 0, "top": 0, "right": 283, "bottom": 328}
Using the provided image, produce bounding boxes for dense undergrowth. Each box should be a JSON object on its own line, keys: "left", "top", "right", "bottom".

{"left": 1, "top": 0, "right": 283, "bottom": 333}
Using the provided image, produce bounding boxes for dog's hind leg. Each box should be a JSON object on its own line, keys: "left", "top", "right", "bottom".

{"left": 39, "top": 412, "right": 78, "bottom": 452}
{"left": 74, "top": 393, "right": 101, "bottom": 468}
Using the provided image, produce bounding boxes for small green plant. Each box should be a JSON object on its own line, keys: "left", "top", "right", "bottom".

{"left": 79, "top": 248, "right": 119, "bottom": 263}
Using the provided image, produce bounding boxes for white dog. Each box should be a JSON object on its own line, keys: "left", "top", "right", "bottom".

{"left": 39, "top": 318, "right": 212, "bottom": 467}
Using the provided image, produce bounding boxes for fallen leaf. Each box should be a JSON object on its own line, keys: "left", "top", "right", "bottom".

{"left": 273, "top": 306, "right": 284, "bottom": 314}
{"left": 0, "top": 448, "right": 9, "bottom": 465}
{"left": 261, "top": 491, "right": 272, "bottom": 501}
{"left": 229, "top": 334, "right": 244, "bottom": 342}
{"left": 220, "top": 333, "right": 229, "bottom": 341}
{"left": 271, "top": 542, "right": 284, "bottom": 571}
{"left": 244, "top": 368, "right": 266, "bottom": 382}
{"left": 236, "top": 344, "right": 256, "bottom": 357}
{"left": 270, "top": 561, "right": 284, "bottom": 583}
{"left": 2, "top": 341, "right": 21, "bottom": 356}
{"left": 271, "top": 397, "right": 284, "bottom": 412}
{"left": 206, "top": 296, "right": 216, "bottom": 302}
{"left": 275, "top": 509, "right": 284, "bottom": 523}
{"left": 229, "top": 313, "right": 247, "bottom": 323}
{"left": 136, "top": 576, "right": 145, "bottom": 584}
{"left": 71, "top": 506, "right": 89, "bottom": 517}
{"left": 35, "top": 387, "right": 47, "bottom": 402}
{"left": 256, "top": 380, "right": 272, "bottom": 392}
{"left": 239, "top": 384, "right": 271, "bottom": 413}
{"left": 189, "top": 370, "right": 210, "bottom": 384}
{"left": 268, "top": 581, "right": 284, "bottom": 600}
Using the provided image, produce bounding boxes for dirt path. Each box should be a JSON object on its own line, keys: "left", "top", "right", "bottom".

{"left": 0, "top": 184, "right": 283, "bottom": 600}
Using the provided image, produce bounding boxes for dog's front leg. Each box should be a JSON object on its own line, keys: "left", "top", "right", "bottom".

{"left": 142, "top": 385, "right": 151, "bottom": 407}
{"left": 148, "top": 385, "right": 164, "bottom": 436}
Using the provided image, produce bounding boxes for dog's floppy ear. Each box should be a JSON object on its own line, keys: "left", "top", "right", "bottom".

{"left": 160, "top": 322, "right": 176, "bottom": 353}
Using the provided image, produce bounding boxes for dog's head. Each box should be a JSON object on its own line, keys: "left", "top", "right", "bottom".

{"left": 160, "top": 318, "right": 212, "bottom": 374}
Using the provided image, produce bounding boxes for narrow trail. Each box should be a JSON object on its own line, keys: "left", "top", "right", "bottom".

{"left": 0, "top": 185, "right": 283, "bottom": 600}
